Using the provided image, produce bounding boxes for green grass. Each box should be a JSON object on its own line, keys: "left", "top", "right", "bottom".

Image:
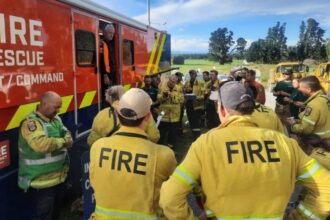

{"left": 172, "top": 59, "right": 276, "bottom": 86}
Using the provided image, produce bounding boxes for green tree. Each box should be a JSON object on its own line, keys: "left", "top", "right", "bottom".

{"left": 297, "top": 18, "right": 327, "bottom": 61}
{"left": 246, "top": 39, "right": 268, "bottom": 63}
{"left": 208, "top": 28, "right": 234, "bottom": 65}
{"left": 235, "top": 37, "right": 247, "bottom": 59}
{"left": 265, "top": 22, "right": 287, "bottom": 63}
{"left": 326, "top": 38, "right": 330, "bottom": 60}
{"left": 172, "top": 56, "right": 185, "bottom": 65}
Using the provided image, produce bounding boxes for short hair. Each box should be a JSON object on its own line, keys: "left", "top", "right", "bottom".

{"left": 242, "top": 67, "right": 249, "bottom": 71}
{"left": 118, "top": 112, "right": 145, "bottom": 127}
{"left": 105, "top": 85, "right": 124, "bottom": 102}
{"left": 229, "top": 100, "right": 255, "bottom": 115}
{"left": 210, "top": 70, "right": 218, "bottom": 75}
{"left": 299, "top": 75, "right": 323, "bottom": 92}
{"left": 248, "top": 69, "right": 256, "bottom": 76}
{"left": 202, "top": 71, "right": 209, "bottom": 75}
{"left": 189, "top": 69, "right": 197, "bottom": 75}
{"left": 104, "top": 24, "right": 115, "bottom": 32}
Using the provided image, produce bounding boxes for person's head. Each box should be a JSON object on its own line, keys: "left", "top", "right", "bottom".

{"left": 189, "top": 70, "right": 197, "bottom": 81}
{"left": 283, "top": 69, "right": 293, "bottom": 81}
{"left": 218, "top": 81, "right": 255, "bottom": 123}
{"left": 144, "top": 75, "right": 153, "bottom": 87}
{"left": 117, "top": 88, "right": 152, "bottom": 127}
{"left": 240, "top": 67, "right": 249, "bottom": 79}
{"left": 210, "top": 70, "right": 218, "bottom": 82}
{"left": 245, "top": 69, "right": 256, "bottom": 82}
{"left": 167, "top": 75, "right": 177, "bottom": 90}
{"left": 298, "top": 134, "right": 330, "bottom": 153}
{"left": 105, "top": 85, "right": 124, "bottom": 105}
{"left": 175, "top": 72, "right": 183, "bottom": 83}
{"left": 292, "top": 78, "right": 300, "bottom": 89}
{"left": 103, "top": 24, "right": 115, "bottom": 41}
{"left": 298, "top": 75, "right": 323, "bottom": 96}
{"left": 38, "top": 91, "right": 62, "bottom": 120}
{"left": 203, "top": 71, "right": 210, "bottom": 82}
{"left": 152, "top": 74, "right": 160, "bottom": 88}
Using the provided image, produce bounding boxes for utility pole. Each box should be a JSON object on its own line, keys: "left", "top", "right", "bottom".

{"left": 147, "top": 0, "right": 150, "bottom": 26}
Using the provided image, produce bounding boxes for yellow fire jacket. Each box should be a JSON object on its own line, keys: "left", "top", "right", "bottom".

{"left": 90, "top": 126, "right": 177, "bottom": 220}
{"left": 251, "top": 103, "right": 285, "bottom": 133}
{"left": 88, "top": 101, "right": 160, "bottom": 146}
{"left": 183, "top": 79, "right": 205, "bottom": 110}
{"left": 292, "top": 90, "right": 330, "bottom": 138}
{"left": 158, "top": 84, "right": 184, "bottom": 123}
{"left": 160, "top": 115, "right": 330, "bottom": 220}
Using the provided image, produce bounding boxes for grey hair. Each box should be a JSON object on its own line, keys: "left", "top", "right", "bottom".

{"left": 105, "top": 85, "right": 124, "bottom": 103}
{"left": 104, "top": 24, "right": 115, "bottom": 32}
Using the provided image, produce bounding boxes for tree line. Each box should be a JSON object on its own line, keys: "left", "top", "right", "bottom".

{"left": 173, "top": 18, "right": 330, "bottom": 65}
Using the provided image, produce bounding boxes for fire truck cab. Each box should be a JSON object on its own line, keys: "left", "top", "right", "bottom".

{"left": 0, "top": 0, "right": 171, "bottom": 218}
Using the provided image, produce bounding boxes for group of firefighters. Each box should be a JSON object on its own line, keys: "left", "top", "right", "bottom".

{"left": 16, "top": 59, "right": 330, "bottom": 220}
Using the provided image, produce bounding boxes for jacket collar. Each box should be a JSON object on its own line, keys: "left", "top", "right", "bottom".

{"left": 219, "top": 115, "right": 258, "bottom": 129}
{"left": 305, "top": 90, "right": 325, "bottom": 104}
{"left": 34, "top": 107, "right": 51, "bottom": 122}
{"left": 114, "top": 125, "right": 148, "bottom": 137}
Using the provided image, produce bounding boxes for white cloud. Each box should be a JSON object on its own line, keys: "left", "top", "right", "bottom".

{"left": 134, "top": 0, "right": 330, "bottom": 29}
{"left": 172, "top": 37, "right": 209, "bottom": 53}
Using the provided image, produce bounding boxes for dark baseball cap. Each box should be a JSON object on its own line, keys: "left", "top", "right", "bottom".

{"left": 219, "top": 81, "right": 254, "bottom": 110}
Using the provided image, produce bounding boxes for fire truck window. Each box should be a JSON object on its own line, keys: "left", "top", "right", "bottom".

{"left": 75, "top": 30, "right": 96, "bottom": 66}
{"left": 123, "top": 40, "right": 134, "bottom": 65}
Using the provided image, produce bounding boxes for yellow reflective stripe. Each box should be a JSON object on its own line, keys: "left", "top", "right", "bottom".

{"left": 315, "top": 130, "right": 330, "bottom": 137}
{"left": 79, "top": 90, "right": 96, "bottom": 109}
{"left": 58, "top": 95, "right": 73, "bottom": 115}
{"left": 297, "top": 203, "right": 323, "bottom": 220}
{"left": 6, "top": 102, "right": 39, "bottom": 130}
{"left": 30, "top": 174, "right": 66, "bottom": 188}
{"left": 302, "top": 117, "right": 316, "bottom": 125}
{"left": 216, "top": 214, "right": 283, "bottom": 219}
{"left": 22, "top": 151, "right": 67, "bottom": 165}
{"left": 146, "top": 32, "right": 161, "bottom": 75}
{"left": 123, "top": 84, "right": 131, "bottom": 91}
{"left": 95, "top": 205, "right": 156, "bottom": 220}
{"left": 172, "top": 166, "right": 196, "bottom": 187}
{"left": 154, "top": 33, "right": 166, "bottom": 73}
{"left": 6, "top": 95, "right": 73, "bottom": 131}
{"left": 298, "top": 160, "right": 322, "bottom": 180}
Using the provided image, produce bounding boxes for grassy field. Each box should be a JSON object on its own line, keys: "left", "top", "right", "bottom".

{"left": 172, "top": 59, "right": 276, "bottom": 86}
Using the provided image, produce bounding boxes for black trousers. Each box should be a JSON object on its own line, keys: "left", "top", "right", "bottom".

{"left": 158, "top": 121, "right": 179, "bottom": 148}
{"left": 185, "top": 100, "right": 202, "bottom": 140}
{"left": 205, "top": 99, "right": 220, "bottom": 129}
{"left": 25, "top": 183, "right": 65, "bottom": 220}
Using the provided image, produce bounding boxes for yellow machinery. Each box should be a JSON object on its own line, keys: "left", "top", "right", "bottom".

{"left": 314, "top": 62, "right": 330, "bottom": 93}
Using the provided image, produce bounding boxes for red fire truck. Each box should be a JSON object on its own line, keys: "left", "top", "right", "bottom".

{"left": 0, "top": 0, "right": 171, "bottom": 218}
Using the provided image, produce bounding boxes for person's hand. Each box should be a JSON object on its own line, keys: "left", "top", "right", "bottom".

{"left": 286, "top": 117, "right": 296, "bottom": 125}
{"left": 283, "top": 97, "right": 292, "bottom": 103}
{"left": 63, "top": 133, "right": 73, "bottom": 148}
{"left": 104, "top": 74, "right": 110, "bottom": 85}
{"left": 163, "top": 91, "right": 169, "bottom": 98}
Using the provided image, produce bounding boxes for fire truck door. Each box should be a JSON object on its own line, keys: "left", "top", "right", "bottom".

{"left": 72, "top": 11, "right": 99, "bottom": 136}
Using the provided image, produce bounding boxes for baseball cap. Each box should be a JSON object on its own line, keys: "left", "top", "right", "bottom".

{"left": 117, "top": 88, "right": 152, "bottom": 120}
{"left": 219, "top": 81, "right": 254, "bottom": 110}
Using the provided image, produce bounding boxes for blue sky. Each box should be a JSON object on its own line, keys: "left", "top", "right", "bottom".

{"left": 92, "top": 0, "right": 330, "bottom": 53}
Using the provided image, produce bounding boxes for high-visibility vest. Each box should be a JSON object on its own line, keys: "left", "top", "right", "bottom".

{"left": 18, "top": 112, "right": 69, "bottom": 190}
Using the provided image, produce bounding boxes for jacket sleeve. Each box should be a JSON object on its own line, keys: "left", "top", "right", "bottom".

{"left": 291, "top": 104, "right": 319, "bottom": 134}
{"left": 20, "top": 119, "right": 65, "bottom": 154}
{"left": 144, "top": 116, "right": 160, "bottom": 143}
{"left": 293, "top": 138, "right": 330, "bottom": 217}
{"left": 160, "top": 138, "right": 202, "bottom": 220}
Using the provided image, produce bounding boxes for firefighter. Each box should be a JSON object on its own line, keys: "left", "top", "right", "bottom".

{"left": 288, "top": 76, "right": 330, "bottom": 139}
{"left": 244, "top": 69, "right": 266, "bottom": 104}
{"left": 248, "top": 85, "right": 285, "bottom": 134}
{"left": 89, "top": 88, "right": 177, "bottom": 220}
{"left": 183, "top": 69, "right": 204, "bottom": 140}
{"left": 283, "top": 78, "right": 307, "bottom": 119}
{"left": 175, "top": 72, "right": 185, "bottom": 135}
{"left": 159, "top": 81, "right": 330, "bottom": 220}
{"left": 18, "top": 91, "right": 72, "bottom": 220}
{"left": 273, "top": 70, "right": 294, "bottom": 124}
{"left": 205, "top": 69, "right": 220, "bottom": 129}
{"left": 88, "top": 86, "right": 160, "bottom": 146}
{"left": 202, "top": 70, "right": 210, "bottom": 84}
{"left": 158, "top": 75, "right": 184, "bottom": 148}
{"left": 285, "top": 134, "right": 330, "bottom": 220}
